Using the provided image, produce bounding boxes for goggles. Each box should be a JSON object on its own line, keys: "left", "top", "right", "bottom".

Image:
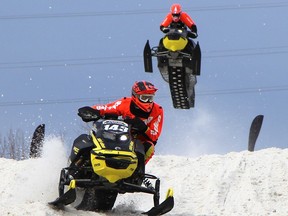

{"left": 172, "top": 14, "right": 180, "bottom": 22}
{"left": 138, "top": 94, "right": 154, "bottom": 103}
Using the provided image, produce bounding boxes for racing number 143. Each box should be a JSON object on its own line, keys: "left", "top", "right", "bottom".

{"left": 104, "top": 124, "right": 128, "bottom": 132}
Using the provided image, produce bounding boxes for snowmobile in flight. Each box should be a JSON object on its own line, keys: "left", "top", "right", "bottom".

{"left": 48, "top": 107, "right": 174, "bottom": 215}
{"left": 143, "top": 27, "right": 201, "bottom": 109}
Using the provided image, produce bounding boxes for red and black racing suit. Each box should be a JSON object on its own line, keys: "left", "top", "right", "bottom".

{"left": 92, "top": 97, "right": 164, "bottom": 164}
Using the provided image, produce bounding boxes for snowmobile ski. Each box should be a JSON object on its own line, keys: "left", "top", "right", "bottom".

{"left": 142, "top": 188, "right": 174, "bottom": 216}
{"left": 248, "top": 115, "right": 264, "bottom": 152}
{"left": 30, "top": 124, "right": 45, "bottom": 158}
{"left": 192, "top": 42, "right": 201, "bottom": 76}
{"left": 144, "top": 40, "right": 153, "bottom": 73}
{"left": 48, "top": 188, "right": 76, "bottom": 208}
{"left": 49, "top": 187, "right": 174, "bottom": 215}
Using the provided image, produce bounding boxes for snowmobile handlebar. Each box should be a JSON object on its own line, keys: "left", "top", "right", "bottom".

{"left": 162, "top": 27, "right": 186, "bottom": 34}
{"left": 162, "top": 27, "right": 197, "bottom": 39}
{"left": 78, "top": 106, "right": 126, "bottom": 123}
{"left": 78, "top": 107, "right": 146, "bottom": 135}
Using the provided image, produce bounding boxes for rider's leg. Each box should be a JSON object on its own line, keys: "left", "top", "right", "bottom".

{"left": 143, "top": 141, "right": 155, "bottom": 164}
{"left": 157, "top": 38, "right": 167, "bottom": 67}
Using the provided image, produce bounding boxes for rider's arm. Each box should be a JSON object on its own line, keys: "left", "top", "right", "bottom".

{"left": 160, "top": 13, "right": 172, "bottom": 31}
{"left": 180, "top": 12, "right": 197, "bottom": 31}
{"left": 181, "top": 12, "right": 198, "bottom": 38}
{"left": 143, "top": 106, "right": 164, "bottom": 144}
{"left": 91, "top": 98, "right": 129, "bottom": 117}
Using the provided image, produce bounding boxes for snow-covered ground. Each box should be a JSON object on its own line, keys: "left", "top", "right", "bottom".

{"left": 1, "top": 137, "right": 287, "bottom": 216}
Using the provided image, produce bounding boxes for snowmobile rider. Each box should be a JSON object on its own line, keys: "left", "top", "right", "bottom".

{"left": 157, "top": 3, "right": 198, "bottom": 68}
{"left": 160, "top": 3, "right": 198, "bottom": 39}
{"left": 80, "top": 81, "right": 163, "bottom": 165}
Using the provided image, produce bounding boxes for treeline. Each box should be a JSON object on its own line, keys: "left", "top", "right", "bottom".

{"left": 0, "top": 129, "right": 30, "bottom": 160}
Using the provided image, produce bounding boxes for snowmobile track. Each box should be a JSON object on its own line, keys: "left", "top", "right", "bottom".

{"left": 168, "top": 66, "right": 191, "bottom": 109}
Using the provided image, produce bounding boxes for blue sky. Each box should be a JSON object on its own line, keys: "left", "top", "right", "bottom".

{"left": 1, "top": 0, "right": 287, "bottom": 156}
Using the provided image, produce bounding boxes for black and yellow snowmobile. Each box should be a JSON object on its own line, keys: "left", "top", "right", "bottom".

{"left": 143, "top": 27, "right": 201, "bottom": 109}
{"left": 48, "top": 107, "right": 174, "bottom": 215}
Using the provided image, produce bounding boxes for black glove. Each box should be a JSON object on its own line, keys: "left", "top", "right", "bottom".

{"left": 160, "top": 25, "right": 169, "bottom": 33}
{"left": 125, "top": 117, "right": 147, "bottom": 132}
{"left": 188, "top": 31, "right": 198, "bottom": 39}
{"left": 190, "top": 25, "right": 198, "bottom": 38}
{"left": 78, "top": 106, "right": 100, "bottom": 122}
{"left": 80, "top": 116, "right": 93, "bottom": 122}
{"left": 162, "top": 28, "right": 169, "bottom": 33}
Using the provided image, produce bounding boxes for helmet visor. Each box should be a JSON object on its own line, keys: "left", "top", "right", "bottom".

{"left": 139, "top": 94, "right": 154, "bottom": 103}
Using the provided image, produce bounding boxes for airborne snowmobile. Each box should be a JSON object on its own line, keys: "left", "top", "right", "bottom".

{"left": 49, "top": 107, "right": 174, "bottom": 215}
{"left": 143, "top": 27, "right": 201, "bottom": 109}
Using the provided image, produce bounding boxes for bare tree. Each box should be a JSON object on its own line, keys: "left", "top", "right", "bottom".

{"left": 2, "top": 137, "right": 8, "bottom": 158}
{"left": 0, "top": 133, "right": 4, "bottom": 157}
{"left": 0, "top": 128, "right": 27, "bottom": 160}
{"left": 16, "top": 129, "right": 25, "bottom": 160}
{"left": 8, "top": 129, "right": 16, "bottom": 159}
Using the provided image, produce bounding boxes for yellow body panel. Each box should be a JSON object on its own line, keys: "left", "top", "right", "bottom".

{"left": 69, "top": 180, "right": 76, "bottom": 189}
{"left": 166, "top": 188, "right": 174, "bottom": 198}
{"left": 91, "top": 149, "right": 138, "bottom": 183}
{"left": 163, "top": 36, "right": 188, "bottom": 51}
{"left": 73, "top": 146, "right": 79, "bottom": 154}
{"left": 90, "top": 131, "right": 105, "bottom": 150}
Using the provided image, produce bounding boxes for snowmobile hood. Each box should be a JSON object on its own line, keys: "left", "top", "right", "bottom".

{"left": 90, "top": 132, "right": 138, "bottom": 183}
{"left": 163, "top": 35, "right": 188, "bottom": 51}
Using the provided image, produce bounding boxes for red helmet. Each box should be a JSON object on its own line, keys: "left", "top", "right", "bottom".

{"left": 131, "top": 81, "right": 158, "bottom": 112}
{"left": 170, "top": 3, "right": 182, "bottom": 22}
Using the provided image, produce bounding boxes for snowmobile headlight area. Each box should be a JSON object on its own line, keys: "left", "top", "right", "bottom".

{"left": 102, "top": 131, "right": 129, "bottom": 142}
{"left": 119, "top": 134, "right": 129, "bottom": 141}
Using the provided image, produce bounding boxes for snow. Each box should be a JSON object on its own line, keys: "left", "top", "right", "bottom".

{"left": 1, "top": 137, "right": 288, "bottom": 216}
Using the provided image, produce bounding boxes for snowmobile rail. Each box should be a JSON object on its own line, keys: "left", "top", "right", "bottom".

{"left": 151, "top": 46, "right": 192, "bottom": 59}
{"left": 59, "top": 175, "right": 159, "bottom": 195}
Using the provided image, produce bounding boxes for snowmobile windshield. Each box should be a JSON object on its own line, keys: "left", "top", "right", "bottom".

{"left": 101, "top": 120, "right": 130, "bottom": 142}
{"left": 102, "top": 131, "right": 116, "bottom": 141}
{"left": 102, "top": 131, "right": 130, "bottom": 142}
